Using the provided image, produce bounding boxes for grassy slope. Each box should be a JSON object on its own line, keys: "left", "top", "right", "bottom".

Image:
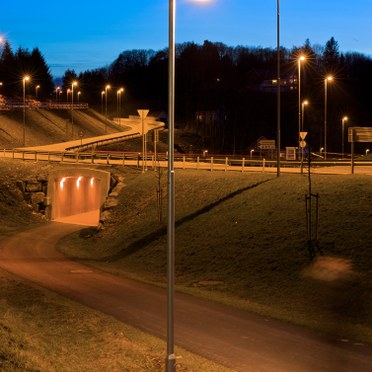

{"left": 0, "top": 109, "right": 119, "bottom": 148}
{"left": 0, "top": 269, "right": 231, "bottom": 371}
{"left": 58, "top": 169, "right": 372, "bottom": 343}
{"left": 0, "top": 159, "right": 230, "bottom": 371}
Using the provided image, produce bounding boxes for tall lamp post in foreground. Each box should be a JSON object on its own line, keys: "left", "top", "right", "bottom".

{"left": 167, "top": 0, "right": 176, "bottom": 370}
{"left": 22, "top": 75, "right": 30, "bottom": 146}
{"left": 276, "top": 0, "right": 281, "bottom": 176}
{"left": 342, "top": 116, "right": 348, "bottom": 158}
{"left": 324, "top": 75, "right": 333, "bottom": 159}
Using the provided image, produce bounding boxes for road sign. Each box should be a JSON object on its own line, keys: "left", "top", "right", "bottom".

{"left": 300, "top": 140, "right": 307, "bottom": 148}
{"left": 137, "top": 109, "right": 149, "bottom": 119}
{"left": 258, "top": 139, "right": 275, "bottom": 150}
{"left": 299, "top": 132, "right": 308, "bottom": 140}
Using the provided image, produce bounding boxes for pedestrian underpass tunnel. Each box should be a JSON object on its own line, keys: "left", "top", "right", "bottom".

{"left": 47, "top": 169, "right": 111, "bottom": 226}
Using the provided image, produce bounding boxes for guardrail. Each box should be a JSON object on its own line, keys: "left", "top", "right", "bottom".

{"left": 2, "top": 149, "right": 372, "bottom": 174}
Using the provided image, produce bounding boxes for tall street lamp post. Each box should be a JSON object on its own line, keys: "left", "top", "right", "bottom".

{"left": 105, "top": 85, "right": 110, "bottom": 115}
{"left": 167, "top": 0, "right": 176, "bottom": 370}
{"left": 71, "top": 81, "right": 78, "bottom": 138}
{"left": 276, "top": 0, "right": 281, "bottom": 176}
{"left": 35, "top": 85, "right": 40, "bottom": 99}
{"left": 105, "top": 85, "right": 111, "bottom": 133}
{"left": 56, "top": 86, "right": 60, "bottom": 102}
{"left": 301, "top": 100, "right": 308, "bottom": 162}
{"left": 101, "top": 91, "right": 105, "bottom": 114}
{"left": 22, "top": 75, "right": 30, "bottom": 146}
{"left": 342, "top": 116, "right": 348, "bottom": 159}
{"left": 324, "top": 75, "right": 333, "bottom": 159}
{"left": 117, "top": 88, "right": 124, "bottom": 123}
{"left": 297, "top": 55, "right": 305, "bottom": 155}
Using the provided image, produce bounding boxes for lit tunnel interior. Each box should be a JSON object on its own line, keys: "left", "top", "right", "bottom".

{"left": 53, "top": 175, "right": 102, "bottom": 225}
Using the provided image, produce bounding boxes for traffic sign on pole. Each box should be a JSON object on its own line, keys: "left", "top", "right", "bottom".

{"left": 299, "top": 132, "right": 308, "bottom": 140}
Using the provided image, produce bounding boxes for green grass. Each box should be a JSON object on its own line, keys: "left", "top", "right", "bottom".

{"left": 1, "top": 159, "right": 371, "bottom": 369}
{"left": 0, "top": 269, "right": 231, "bottom": 371}
{"left": 58, "top": 169, "right": 372, "bottom": 344}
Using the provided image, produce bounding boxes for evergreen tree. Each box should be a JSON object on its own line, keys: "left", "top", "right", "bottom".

{"left": 322, "top": 37, "right": 340, "bottom": 73}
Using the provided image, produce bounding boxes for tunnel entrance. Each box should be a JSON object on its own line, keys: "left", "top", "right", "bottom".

{"left": 47, "top": 169, "right": 111, "bottom": 226}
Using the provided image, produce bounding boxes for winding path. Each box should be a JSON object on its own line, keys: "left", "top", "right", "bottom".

{"left": 0, "top": 222, "right": 371, "bottom": 371}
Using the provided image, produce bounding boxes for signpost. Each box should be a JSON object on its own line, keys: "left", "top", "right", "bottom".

{"left": 137, "top": 109, "right": 149, "bottom": 172}
{"left": 348, "top": 127, "right": 372, "bottom": 174}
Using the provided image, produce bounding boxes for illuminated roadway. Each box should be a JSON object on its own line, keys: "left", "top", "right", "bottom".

{"left": 0, "top": 223, "right": 372, "bottom": 371}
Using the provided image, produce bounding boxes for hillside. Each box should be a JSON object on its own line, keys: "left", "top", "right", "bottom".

{"left": 57, "top": 169, "right": 372, "bottom": 344}
{"left": 0, "top": 108, "right": 121, "bottom": 148}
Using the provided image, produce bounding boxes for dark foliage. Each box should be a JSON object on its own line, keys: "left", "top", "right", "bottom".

{"left": 1, "top": 37, "right": 372, "bottom": 154}
{"left": 0, "top": 42, "right": 54, "bottom": 99}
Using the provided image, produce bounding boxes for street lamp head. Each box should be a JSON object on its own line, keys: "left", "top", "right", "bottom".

{"left": 72, "top": 81, "right": 78, "bottom": 87}
{"left": 105, "top": 84, "right": 111, "bottom": 90}
{"left": 24, "top": 75, "right": 30, "bottom": 82}
{"left": 343, "top": 116, "right": 348, "bottom": 121}
{"left": 303, "top": 100, "right": 309, "bottom": 106}
{"left": 326, "top": 75, "right": 333, "bottom": 82}
{"left": 299, "top": 55, "right": 306, "bottom": 62}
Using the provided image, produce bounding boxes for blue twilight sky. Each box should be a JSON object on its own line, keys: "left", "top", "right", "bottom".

{"left": 1, "top": 0, "right": 371, "bottom": 78}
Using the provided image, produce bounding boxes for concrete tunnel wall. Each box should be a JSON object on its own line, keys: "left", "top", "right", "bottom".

{"left": 46, "top": 168, "right": 111, "bottom": 223}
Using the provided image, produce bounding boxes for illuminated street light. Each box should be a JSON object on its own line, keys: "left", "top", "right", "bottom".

{"left": 77, "top": 91, "right": 81, "bottom": 103}
{"left": 341, "top": 116, "right": 348, "bottom": 159}
{"left": 324, "top": 75, "right": 333, "bottom": 159}
{"left": 22, "top": 75, "right": 30, "bottom": 146}
{"left": 366, "top": 149, "right": 370, "bottom": 156}
{"left": 56, "top": 86, "right": 60, "bottom": 102}
{"left": 117, "top": 88, "right": 124, "bottom": 123}
{"left": 297, "top": 55, "right": 306, "bottom": 153}
{"left": 301, "top": 100, "right": 309, "bottom": 163}
{"left": 35, "top": 85, "right": 40, "bottom": 99}
{"left": 301, "top": 100, "right": 309, "bottom": 132}
{"left": 101, "top": 91, "right": 105, "bottom": 114}
{"left": 71, "top": 81, "right": 78, "bottom": 137}
{"left": 67, "top": 88, "right": 71, "bottom": 102}
{"left": 105, "top": 84, "right": 111, "bottom": 117}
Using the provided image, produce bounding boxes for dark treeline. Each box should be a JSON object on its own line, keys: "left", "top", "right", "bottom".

{"left": 0, "top": 40, "right": 54, "bottom": 98}
{"left": 1, "top": 38, "right": 372, "bottom": 154}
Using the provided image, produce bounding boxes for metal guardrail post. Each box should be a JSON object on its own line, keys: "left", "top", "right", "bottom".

{"left": 242, "top": 157, "right": 245, "bottom": 172}
{"left": 211, "top": 157, "right": 214, "bottom": 171}
{"left": 197, "top": 156, "right": 200, "bottom": 170}
{"left": 106, "top": 154, "right": 110, "bottom": 165}
{"left": 34, "top": 152, "right": 37, "bottom": 161}
{"left": 123, "top": 154, "right": 126, "bottom": 167}
{"left": 262, "top": 158, "right": 266, "bottom": 172}
{"left": 182, "top": 155, "right": 186, "bottom": 169}
{"left": 225, "top": 157, "right": 228, "bottom": 171}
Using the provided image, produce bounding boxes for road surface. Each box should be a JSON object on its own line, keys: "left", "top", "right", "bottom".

{"left": 0, "top": 222, "right": 371, "bottom": 371}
